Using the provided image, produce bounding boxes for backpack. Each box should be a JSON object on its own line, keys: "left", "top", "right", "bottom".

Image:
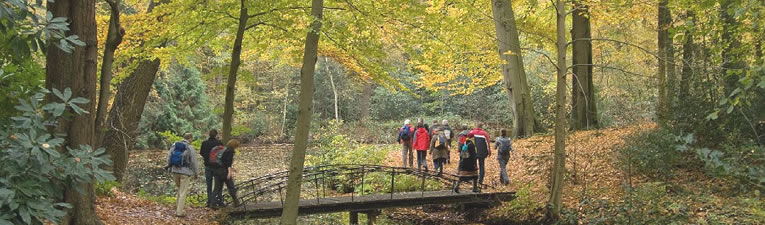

{"left": 473, "top": 135, "right": 489, "bottom": 154}
{"left": 169, "top": 142, "right": 187, "bottom": 167}
{"left": 497, "top": 137, "right": 512, "bottom": 155}
{"left": 208, "top": 145, "right": 226, "bottom": 166}
{"left": 399, "top": 125, "right": 412, "bottom": 141}
{"left": 461, "top": 139, "right": 472, "bottom": 158}
{"left": 434, "top": 135, "right": 446, "bottom": 148}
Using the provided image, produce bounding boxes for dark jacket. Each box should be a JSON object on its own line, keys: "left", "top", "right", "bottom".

{"left": 218, "top": 147, "right": 235, "bottom": 168}
{"left": 469, "top": 128, "right": 491, "bottom": 158}
{"left": 458, "top": 140, "right": 478, "bottom": 177}
{"left": 200, "top": 137, "right": 223, "bottom": 167}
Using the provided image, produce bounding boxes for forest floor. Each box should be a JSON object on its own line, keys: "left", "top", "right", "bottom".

{"left": 94, "top": 123, "right": 763, "bottom": 224}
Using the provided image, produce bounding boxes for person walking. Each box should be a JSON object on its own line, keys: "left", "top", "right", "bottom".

{"left": 456, "top": 124, "right": 470, "bottom": 160}
{"left": 469, "top": 123, "right": 491, "bottom": 185}
{"left": 429, "top": 119, "right": 440, "bottom": 138}
{"left": 454, "top": 134, "right": 479, "bottom": 193}
{"left": 495, "top": 129, "right": 513, "bottom": 185}
{"left": 440, "top": 120, "right": 453, "bottom": 164}
{"left": 396, "top": 120, "right": 415, "bottom": 168}
{"left": 209, "top": 139, "right": 241, "bottom": 208}
{"left": 200, "top": 129, "right": 222, "bottom": 208}
{"left": 166, "top": 133, "right": 199, "bottom": 217}
{"left": 412, "top": 121, "right": 431, "bottom": 171}
{"left": 430, "top": 128, "right": 449, "bottom": 175}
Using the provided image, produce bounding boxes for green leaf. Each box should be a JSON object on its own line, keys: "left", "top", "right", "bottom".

{"left": 705, "top": 111, "right": 718, "bottom": 120}
{"left": 19, "top": 206, "right": 31, "bottom": 224}
{"left": 68, "top": 97, "right": 89, "bottom": 105}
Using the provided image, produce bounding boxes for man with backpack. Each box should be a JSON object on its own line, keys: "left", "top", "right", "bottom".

{"left": 166, "top": 133, "right": 199, "bottom": 217}
{"left": 396, "top": 120, "right": 415, "bottom": 168}
{"left": 495, "top": 129, "right": 513, "bottom": 185}
{"left": 469, "top": 123, "right": 491, "bottom": 185}
{"left": 440, "top": 120, "right": 453, "bottom": 164}
{"left": 200, "top": 129, "right": 222, "bottom": 208}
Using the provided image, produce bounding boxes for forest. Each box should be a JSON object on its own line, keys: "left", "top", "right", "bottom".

{"left": 0, "top": 0, "right": 763, "bottom": 224}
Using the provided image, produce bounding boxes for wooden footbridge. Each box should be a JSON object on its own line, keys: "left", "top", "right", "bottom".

{"left": 221, "top": 164, "right": 515, "bottom": 222}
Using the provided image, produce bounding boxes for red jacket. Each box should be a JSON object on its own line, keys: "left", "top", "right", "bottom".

{"left": 412, "top": 126, "right": 431, "bottom": 151}
{"left": 469, "top": 128, "right": 491, "bottom": 155}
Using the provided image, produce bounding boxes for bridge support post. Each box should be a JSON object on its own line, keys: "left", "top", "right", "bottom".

{"left": 366, "top": 210, "right": 380, "bottom": 225}
{"left": 349, "top": 211, "right": 359, "bottom": 225}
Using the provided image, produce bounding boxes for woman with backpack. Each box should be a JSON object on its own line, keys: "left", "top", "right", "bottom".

{"left": 412, "top": 121, "right": 431, "bottom": 171}
{"left": 454, "top": 133, "right": 479, "bottom": 193}
{"left": 430, "top": 128, "right": 449, "bottom": 175}
{"left": 209, "top": 139, "right": 241, "bottom": 208}
{"left": 495, "top": 129, "right": 513, "bottom": 185}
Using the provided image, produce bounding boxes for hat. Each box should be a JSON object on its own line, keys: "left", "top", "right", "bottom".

{"left": 404, "top": 119, "right": 411, "bottom": 125}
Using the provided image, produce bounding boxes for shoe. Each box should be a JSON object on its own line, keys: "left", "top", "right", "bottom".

{"left": 453, "top": 187, "right": 460, "bottom": 193}
{"left": 472, "top": 188, "right": 480, "bottom": 193}
{"left": 175, "top": 214, "right": 186, "bottom": 218}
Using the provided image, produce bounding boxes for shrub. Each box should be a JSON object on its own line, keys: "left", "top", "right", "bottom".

{"left": 0, "top": 89, "right": 115, "bottom": 225}
{"left": 619, "top": 128, "right": 694, "bottom": 179}
{"left": 95, "top": 181, "right": 121, "bottom": 197}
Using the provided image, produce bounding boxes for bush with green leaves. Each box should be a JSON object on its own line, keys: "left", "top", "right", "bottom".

{"left": 0, "top": 88, "right": 114, "bottom": 225}
{"left": 135, "top": 63, "right": 218, "bottom": 149}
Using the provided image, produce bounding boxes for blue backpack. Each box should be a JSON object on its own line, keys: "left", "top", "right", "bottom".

{"left": 169, "top": 142, "right": 187, "bottom": 167}
{"left": 399, "top": 125, "right": 412, "bottom": 141}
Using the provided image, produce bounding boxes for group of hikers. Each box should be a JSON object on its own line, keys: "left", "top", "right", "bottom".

{"left": 164, "top": 130, "right": 240, "bottom": 217}
{"left": 162, "top": 119, "right": 512, "bottom": 217}
{"left": 396, "top": 119, "right": 513, "bottom": 193}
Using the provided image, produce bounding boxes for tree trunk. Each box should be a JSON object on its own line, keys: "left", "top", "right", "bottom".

{"left": 45, "top": 0, "right": 102, "bottom": 224}
{"left": 280, "top": 0, "right": 323, "bottom": 224}
{"left": 359, "top": 81, "right": 372, "bottom": 121}
{"left": 656, "top": 0, "right": 670, "bottom": 123}
{"left": 95, "top": 0, "right": 124, "bottom": 148}
{"left": 547, "top": 0, "right": 567, "bottom": 221}
{"left": 325, "top": 57, "right": 339, "bottom": 121}
{"left": 666, "top": 7, "right": 676, "bottom": 117}
{"left": 222, "top": 0, "right": 249, "bottom": 142}
{"left": 679, "top": 10, "right": 695, "bottom": 102}
{"left": 570, "top": 1, "right": 597, "bottom": 130}
{"left": 720, "top": 0, "right": 745, "bottom": 96}
{"left": 281, "top": 79, "right": 291, "bottom": 138}
{"left": 102, "top": 59, "right": 161, "bottom": 182}
{"left": 490, "top": 0, "right": 537, "bottom": 138}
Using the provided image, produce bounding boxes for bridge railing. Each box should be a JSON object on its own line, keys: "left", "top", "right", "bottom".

{"left": 224, "top": 164, "right": 493, "bottom": 207}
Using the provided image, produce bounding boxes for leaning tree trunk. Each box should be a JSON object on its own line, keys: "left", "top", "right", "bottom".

{"left": 547, "top": 0, "right": 567, "bottom": 221}
{"left": 490, "top": 0, "right": 538, "bottom": 138}
{"left": 95, "top": 0, "right": 124, "bottom": 148}
{"left": 222, "top": 0, "right": 249, "bottom": 142}
{"left": 102, "top": 59, "right": 161, "bottom": 182}
{"left": 571, "top": 1, "right": 597, "bottom": 130}
{"left": 45, "top": 0, "right": 102, "bottom": 224}
{"left": 280, "top": 0, "right": 323, "bottom": 224}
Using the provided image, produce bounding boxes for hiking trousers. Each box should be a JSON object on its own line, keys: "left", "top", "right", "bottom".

{"left": 204, "top": 167, "right": 214, "bottom": 207}
{"left": 401, "top": 142, "right": 414, "bottom": 168}
{"left": 416, "top": 150, "right": 428, "bottom": 171}
{"left": 211, "top": 168, "right": 239, "bottom": 207}
{"left": 173, "top": 173, "right": 192, "bottom": 216}
{"left": 477, "top": 157, "right": 486, "bottom": 185}
{"left": 498, "top": 157, "right": 510, "bottom": 185}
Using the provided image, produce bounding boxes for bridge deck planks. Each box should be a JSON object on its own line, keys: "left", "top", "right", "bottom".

{"left": 227, "top": 190, "right": 515, "bottom": 218}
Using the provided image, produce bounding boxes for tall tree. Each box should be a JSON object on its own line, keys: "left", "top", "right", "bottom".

{"left": 45, "top": 0, "right": 102, "bottom": 224}
{"left": 222, "top": 0, "right": 250, "bottom": 142}
{"left": 359, "top": 81, "right": 373, "bottom": 121}
{"left": 657, "top": 0, "right": 671, "bottom": 124}
{"left": 571, "top": 1, "right": 597, "bottom": 130}
{"left": 102, "top": 59, "right": 161, "bottom": 182}
{"left": 679, "top": 10, "right": 695, "bottom": 103}
{"left": 719, "top": 0, "right": 745, "bottom": 96}
{"left": 324, "top": 57, "right": 339, "bottom": 121}
{"left": 95, "top": 0, "right": 124, "bottom": 147}
{"left": 280, "top": 0, "right": 323, "bottom": 223}
{"left": 490, "top": 0, "right": 538, "bottom": 137}
{"left": 547, "top": 0, "right": 567, "bottom": 221}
